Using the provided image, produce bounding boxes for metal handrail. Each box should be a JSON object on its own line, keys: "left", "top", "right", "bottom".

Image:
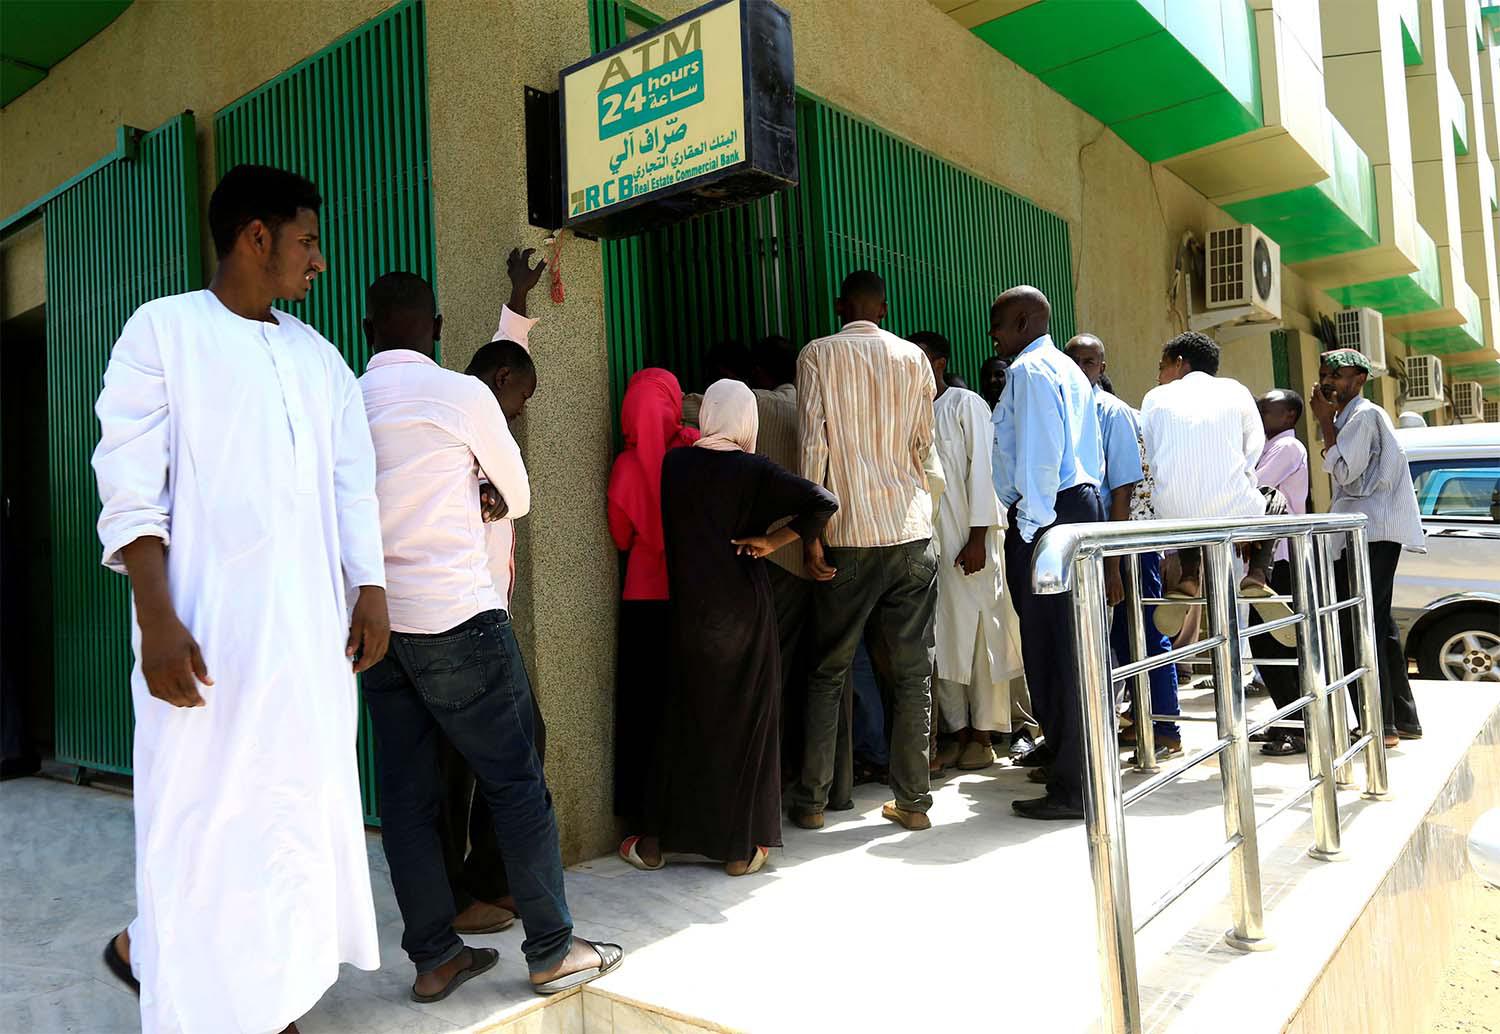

{"left": 1032, "top": 513, "right": 1390, "bottom": 1034}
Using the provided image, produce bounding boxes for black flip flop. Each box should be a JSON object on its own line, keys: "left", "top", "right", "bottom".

{"left": 102, "top": 933, "right": 140, "bottom": 995}
{"left": 410, "top": 946, "right": 499, "bottom": 1004}
{"left": 531, "top": 939, "right": 625, "bottom": 996}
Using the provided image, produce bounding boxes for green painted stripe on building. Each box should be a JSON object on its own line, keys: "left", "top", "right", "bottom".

{"left": 1224, "top": 115, "right": 1379, "bottom": 264}
{"left": 1325, "top": 223, "right": 1442, "bottom": 315}
{"left": 1400, "top": 0, "right": 1423, "bottom": 65}
{"left": 972, "top": 0, "right": 1262, "bottom": 163}
{"left": 43, "top": 113, "right": 203, "bottom": 775}
{"left": 213, "top": 0, "right": 434, "bottom": 823}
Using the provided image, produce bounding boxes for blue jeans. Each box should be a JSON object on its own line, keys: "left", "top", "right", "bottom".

{"left": 363, "top": 610, "right": 572, "bottom": 975}
{"left": 851, "top": 638, "right": 889, "bottom": 768}
{"left": 1109, "top": 550, "right": 1181, "bottom": 741}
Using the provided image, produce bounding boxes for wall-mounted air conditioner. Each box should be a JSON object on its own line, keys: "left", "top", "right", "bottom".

{"left": 1483, "top": 399, "right": 1499, "bottom": 423}
{"left": 1452, "top": 381, "right": 1485, "bottom": 421}
{"left": 1334, "top": 307, "right": 1387, "bottom": 373}
{"left": 1403, "top": 354, "right": 1445, "bottom": 413}
{"left": 1204, "top": 224, "right": 1281, "bottom": 320}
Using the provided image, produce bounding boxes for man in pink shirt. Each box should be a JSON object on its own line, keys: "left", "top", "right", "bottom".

{"left": 1252, "top": 389, "right": 1310, "bottom": 755}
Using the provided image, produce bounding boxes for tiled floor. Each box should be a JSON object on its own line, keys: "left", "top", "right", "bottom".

{"left": 2, "top": 679, "right": 1493, "bottom": 1034}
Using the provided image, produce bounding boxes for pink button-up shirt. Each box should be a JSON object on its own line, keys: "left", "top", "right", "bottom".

{"left": 360, "top": 307, "right": 533, "bottom": 634}
{"left": 1255, "top": 427, "right": 1309, "bottom": 564}
{"left": 483, "top": 307, "right": 535, "bottom": 607}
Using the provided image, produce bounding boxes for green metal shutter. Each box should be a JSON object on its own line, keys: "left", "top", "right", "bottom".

{"left": 44, "top": 113, "right": 203, "bottom": 774}
{"left": 590, "top": 1, "right": 1075, "bottom": 399}
{"left": 213, "top": 0, "right": 435, "bottom": 823}
{"left": 1271, "top": 330, "right": 1291, "bottom": 390}
{"left": 805, "top": 101, "right": 1076, "bottom": 385}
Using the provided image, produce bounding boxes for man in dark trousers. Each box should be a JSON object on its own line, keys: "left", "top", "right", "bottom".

{"left": 989, "top": 286, "right": 1105, "bottom": 821}
{"left": 1310, "top": 349, "right": 1423, "bottom": 747}
{"left": 1251, "top": 389, "right": 1310, "bottom": 756}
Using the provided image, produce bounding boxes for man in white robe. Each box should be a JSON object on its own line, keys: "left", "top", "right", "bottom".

{"left": 911, "top": 332, "right": 1023, "bottom": 772}
{"left": 92, "top": 164, "right": 389, "bottom": 1034}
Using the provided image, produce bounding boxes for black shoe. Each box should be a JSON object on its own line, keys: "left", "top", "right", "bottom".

{"left": 1396, "top": 726, "right": 1423, "bottom": 740}
{"left": 1027, "top": 766, "right": 1051, "bottom": 784}
{"left": 1012, "top": 795, "right": 1084, "bottom": 821}
{"left": 827, "top": 798, "right": 855, "bottom": 812}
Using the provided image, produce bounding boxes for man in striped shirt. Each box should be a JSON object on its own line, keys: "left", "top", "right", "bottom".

{"left": 790, "top": 270, "right": 939, "bottom": 833}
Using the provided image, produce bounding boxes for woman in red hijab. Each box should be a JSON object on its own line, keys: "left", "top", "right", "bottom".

{"left": 608, "top": 369, "right": 699, "bottom": 838}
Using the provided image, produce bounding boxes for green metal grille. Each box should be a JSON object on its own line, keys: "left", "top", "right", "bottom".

{"left": 213, "top": 0, "right": 435, "bottom": 823}
{"left": 43, "top": 113, "right": 203, "bottom": 775}
{"left": 1270, "top": 330, "right": 1290, "bottom": 390}
{"left": 590, "top": 2, "right": 1075, "bottom": 402}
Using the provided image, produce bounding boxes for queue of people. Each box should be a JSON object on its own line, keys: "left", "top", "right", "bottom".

{"left": 88, "top": 161, "right": 1426, "bottom": 1033}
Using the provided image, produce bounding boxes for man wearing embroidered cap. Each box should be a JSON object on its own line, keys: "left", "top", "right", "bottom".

{"left": 1309, "top": 348, "right": 1424, "bottom": 747}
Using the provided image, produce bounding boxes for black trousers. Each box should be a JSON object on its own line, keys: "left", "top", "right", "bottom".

{"left": 1255, "top": 560, "right": 1302, "bottom": 730}
{"left": 1334, "top": 540, "right": 1422, "bottom": 736}
{"left": 1004, "top": 484, "right": 1105, "bottom": 808}
{"left": 438, "top": 682, "right": 547, "bottom": 909}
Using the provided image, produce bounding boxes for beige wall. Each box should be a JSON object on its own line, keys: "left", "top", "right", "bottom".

{"left": 423, "top": 1, "right": 619, "bottom": 862}
{"left": 0, "top": 0, "right": 1397, "bottom": 864}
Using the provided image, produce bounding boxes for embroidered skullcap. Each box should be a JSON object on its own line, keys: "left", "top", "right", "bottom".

{"left": 1319, "top": 348, "right": 1371, "bottom": 373}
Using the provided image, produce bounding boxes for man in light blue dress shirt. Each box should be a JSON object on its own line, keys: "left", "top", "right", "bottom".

{"left": 990, "top": 286, "right": 1105, "bottom": 821}
{"left": 1065, "top": 336, "right": 1183, "bottom": 763}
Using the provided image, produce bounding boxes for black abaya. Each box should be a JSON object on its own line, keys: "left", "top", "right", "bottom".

{"left": 653, "top": 448, "right": 837, "bottom": 862}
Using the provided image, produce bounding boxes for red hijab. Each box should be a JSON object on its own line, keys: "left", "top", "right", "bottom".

{"left": 608, "top": 368, "right": 699, "bottom": 554}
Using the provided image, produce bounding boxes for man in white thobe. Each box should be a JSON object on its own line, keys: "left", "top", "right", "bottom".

{"left": 92, "top": 165, "right": 389, "bottom": 1034}
{"left": 912, "top": 332, "right": 1022, "bottom": 772}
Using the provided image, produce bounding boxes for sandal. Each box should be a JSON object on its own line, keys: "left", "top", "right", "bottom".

{"left": 1154, "top": 589, "right": 1195, "bottom": 638}
{"left": 531, "top": 939, "right": 625, "bottom": 996}
{"left": 1259, "top": 734, "right": 1305, "bottom": 757}
{"left": 410, "top": 946, "right": 499, "bottom": 1004}
{"left": 726, "top": 846, "right": 770, "bottom": 877}
{"left": 102, "top": 932, "right": 139, "bottom": 995}
{"left": 618, "top": 835, "right": 664, "bottom": 872}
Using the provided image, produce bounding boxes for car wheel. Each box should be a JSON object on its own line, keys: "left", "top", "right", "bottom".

{"left": 1416, "top": 611, "right": 1500, "bottom": 682}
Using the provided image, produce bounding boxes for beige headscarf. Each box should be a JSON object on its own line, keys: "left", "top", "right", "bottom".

{"left": 694, "top": 378, "right": 759, "bottom": 453}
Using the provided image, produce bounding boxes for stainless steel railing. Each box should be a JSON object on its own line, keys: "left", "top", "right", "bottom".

{"left": 1031, "top": 513, "right": 1389, "bottom": 1034}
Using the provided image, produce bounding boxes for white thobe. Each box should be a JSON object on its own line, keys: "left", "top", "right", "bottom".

{"left": 92, "top": 291, "right": 384, "bottom": 1034}
{"left": 482, "top": 305, "right": 536, "bottom": 606}
{"left": 931, "top": 388, "right": 1022, "bottom": 732}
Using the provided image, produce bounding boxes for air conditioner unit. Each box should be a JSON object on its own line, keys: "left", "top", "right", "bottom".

{"left": 1403, "top": 354, "right": 1445, "bottom": 413}
{"left": 1452, "top": 381, "right": 1485, "bottom": 421}
{"left": 1334, "top": 307, "right": 1387, "bottom": 373}
{"left": 1204, "top": 224, "right": 1281, "bottom": 320}
{"left": 1483, "top": 399, "right": 1500, "bottom": 424}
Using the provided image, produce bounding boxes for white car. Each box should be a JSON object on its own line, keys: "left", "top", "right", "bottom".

{"left": 1392, "top": 423, "right": 1500, "bottom": 682}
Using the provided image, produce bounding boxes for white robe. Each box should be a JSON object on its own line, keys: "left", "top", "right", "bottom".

{"left": 931, "top": 388, "right": 1023, "bottom": 693}
{"left": 92, "top": 291, "right": 384, "bottom": 1034}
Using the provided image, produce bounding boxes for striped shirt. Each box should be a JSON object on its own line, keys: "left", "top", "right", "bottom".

{"left": 1140, "top": 371, "right": 1265, "bottom": 520}
{"left": 1325, "top": 395, "right": 1425, "bottom": 551}
{"left": 798, "top": 321, "right": 936, "bottom": 548}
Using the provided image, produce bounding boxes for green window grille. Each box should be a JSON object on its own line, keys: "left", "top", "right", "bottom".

{"left": 589, "top": 0, "right": 1075, "bottom": 405}
{"left": 1270, "top": 329, "right": 1290, "bottom": 390}
{"left": 40, "top": 113, "right": 204, "bottom": 775}
{"left": 213, "top": 0, "right": 435, "bottom": 823}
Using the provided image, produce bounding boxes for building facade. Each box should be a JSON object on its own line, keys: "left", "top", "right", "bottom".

{"left": 3, "top": 0, "right": 1497, "bottom": 863}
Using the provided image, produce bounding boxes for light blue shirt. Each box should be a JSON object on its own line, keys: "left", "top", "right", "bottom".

{"left": 1095, "top": 386, "right": 1145, "bottom": 497}
{"left": 991, "top": 334, "right": 1104, "bottom": 542}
